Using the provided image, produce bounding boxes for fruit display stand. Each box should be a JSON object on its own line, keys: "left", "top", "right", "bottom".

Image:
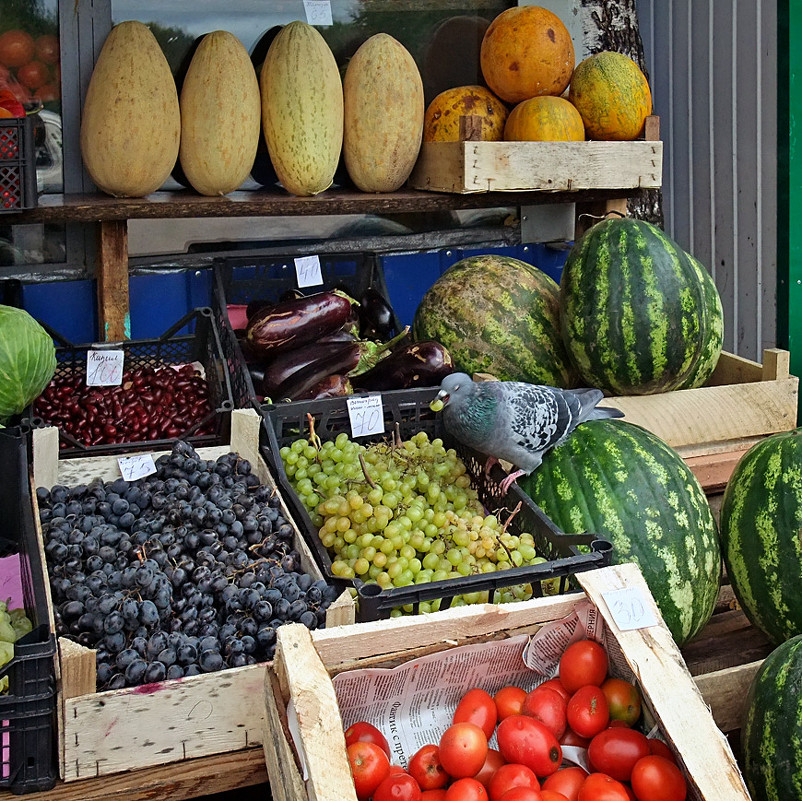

{"left": 263, "top": 562, "right": 750, "bottom": 801}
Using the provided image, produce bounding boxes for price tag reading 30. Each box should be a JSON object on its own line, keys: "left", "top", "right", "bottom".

{"left": 294, "top": 255, "right": 324, "bottom": 289}
{"left": 303, "top": 0, "right": 333, "bottom": 26}
{"left": 86, "top": 349, "right": 124, "bottom": 386}
{"left": 347, "top": 395, "right": 385, "bottom": 439}
{"left": 117, "top": 454, "right": 157, "bottom": 482}
{"left": 602, "top": 587, "right": 659, "bottom": 631}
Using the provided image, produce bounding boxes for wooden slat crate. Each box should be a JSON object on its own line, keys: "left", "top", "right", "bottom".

{"left": 30, "top": 409, "right": 355, "bottom": 782}
{"left": 264, "top": 563, "right": 750, "bottom": 801}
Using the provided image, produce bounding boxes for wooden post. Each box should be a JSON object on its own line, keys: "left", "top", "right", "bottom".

{"left": 96, "top": 220, "right": 130, "bottom": 341}
{"left": 459, "top": 115, "right": 483, "bottom": 142}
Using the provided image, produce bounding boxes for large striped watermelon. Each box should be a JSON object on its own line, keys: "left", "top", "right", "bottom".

{"left": 560, "top": 218, "right": 722, "bottom": 395}
{"left": 742, "top": 635, "right": 802, "bottom": 800}
{"left": 521, "top": 419, "right": 721, "bottom": 645}
{"left": 413, "top": 255, "right": 577, "bottom": 387}
{"left": 720, "top": 429, "right": 802, "bottom": 644}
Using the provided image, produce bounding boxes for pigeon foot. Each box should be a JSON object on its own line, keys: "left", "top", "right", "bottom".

{"left": 499, "top": 469, "right": 526, "bottom": 494}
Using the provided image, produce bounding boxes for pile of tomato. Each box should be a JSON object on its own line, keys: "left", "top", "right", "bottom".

{"left": 0, "top": 28, "right": 60, "bottom": 109}
{"left": 344, "top": 639, "right": 687, "bottom": 801}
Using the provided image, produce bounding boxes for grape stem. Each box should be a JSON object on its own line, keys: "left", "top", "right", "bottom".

{"left": 500, "top": 501, "right": 522, "bottom": 537}
{"left": 306, "top": 413, "right": 322, "bottom": 453}
{"left": 358, "top": 452, "right": 377, "bottom": 489}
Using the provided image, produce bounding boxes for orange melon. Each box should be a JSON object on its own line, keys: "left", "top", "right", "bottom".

{"left": 480, "top": 6, "right": 575, "bottom": 104}
{"left": 504, "top": 96, "right": 584, "bottom": 141}
{"left": 423, "top": 85, "right": 508, "bottom": 143}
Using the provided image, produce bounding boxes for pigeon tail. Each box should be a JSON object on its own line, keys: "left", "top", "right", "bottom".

{"left": 570, "top": 388, "right": 624, "bottom": 422}
{"left": 587, "top": 406, "right": 625, "bottom": 420}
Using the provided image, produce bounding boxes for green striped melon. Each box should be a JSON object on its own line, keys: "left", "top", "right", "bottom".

{"left": 521, "top": 419, "right": 721, "bottom": 645}
{"left": 742, "top": 635, "right": 802, "bottom": 800}
{"left": 560, "top": 218, "right": 719, "bottom": 395}
{"left": 412, "top": 254, "right": 577, "bottom": 387}
{"left": 720, "top": 429, "right": 802, "bottom": 644}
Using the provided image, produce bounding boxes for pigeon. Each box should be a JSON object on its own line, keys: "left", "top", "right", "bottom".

{"left": 429, "top": 372, "right": 624, "bottom": 493}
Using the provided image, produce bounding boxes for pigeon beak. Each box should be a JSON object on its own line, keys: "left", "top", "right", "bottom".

{"left": 430, "top": 391, "right": 449, "bottom": 412}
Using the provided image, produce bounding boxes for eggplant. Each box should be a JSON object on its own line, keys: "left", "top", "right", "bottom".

{"left": 351, "top": 341, "right": 454, "bottom": 392}
{"left": 318, "top": 328, "right": 359, "bottom": 345}
{"left": 245, "top": 299, "right": 273, "bottom": 320}
{"left": 359, "top": 287, "right": 395, "bottom": 340}
{"left": 260, "top": 341, "right": 361, "bottom": 396}
{"left": 295, "top": 374, "right": 352, "bottom": 401}
{"left": 246, "top": 290, "right": 356, "bottom": 357}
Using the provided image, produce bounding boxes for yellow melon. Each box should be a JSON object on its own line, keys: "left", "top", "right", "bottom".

{"left": 504, "top": 96, "right": 584, "bottom": 141}
{"left": 423, "top": 85, "right": 508, "bottom": 143}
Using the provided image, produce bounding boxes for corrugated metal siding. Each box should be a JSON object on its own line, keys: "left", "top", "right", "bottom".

{"left": 637, "top": 0, "right": 777, "bottom": 360}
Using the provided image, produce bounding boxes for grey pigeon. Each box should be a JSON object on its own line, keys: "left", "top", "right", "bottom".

{"left": 430, "top": 372, "right": 624, "bottom": 492}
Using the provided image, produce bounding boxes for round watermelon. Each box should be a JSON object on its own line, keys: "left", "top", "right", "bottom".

{"left": 560, "top": 217, "right": 722, "bottom": 395}
{"left": 742, "top": 635, "right": 802, "bottom": 800}
{"left": 413, "top": 254, "right": 577, "bottom": 387}
{"left": 520, "top": 419, "right": 721, "bottom": 645}
{"left": 720, "top": 429, "right": 802, "bottom": 644}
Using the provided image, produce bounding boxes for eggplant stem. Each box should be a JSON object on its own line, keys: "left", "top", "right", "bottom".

{"left": 306, "top": 413, "right": 322, "bottom": 453}
{"left": 359, "top": 452, "right": 377, "bottom": 488}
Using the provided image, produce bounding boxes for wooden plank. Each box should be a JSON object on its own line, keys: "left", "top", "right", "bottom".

{"left": 685, "top": 449, "right": 749, "bottom": 492}
{"left": 59, "top": 638, "right": 96, "bottom": 700}
{"left": 762, "top": 347, "right": 791, "bottom": 380}
{"left": 695, "top": 661, "right": 764, "bottom": 733}
{"left": 644, "top": 114, "right": 661, "bottom": 141}
{"left": 708, "top": 350, "right": 766, "bottom": 385}
{"left": 31, "top": 425, "right": 59, "bottom": 492}
{"left": 263, "top": 668, "right": 307, "bottom": 801}
{"left": 96, "top": 220, "right": 130, "bottom": 342}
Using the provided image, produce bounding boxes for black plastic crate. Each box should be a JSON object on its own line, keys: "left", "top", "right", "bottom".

{"left": 0, "top": 430, "right": 57, "bottom": 794}
{"left": 32, "top": 308, "right": 235, "bottom": 458}
{"left": 262, "top": 388, "right": 612, "bottom": 621}
{"left": 0, "top": 116, "right": 37, "bottom": 214}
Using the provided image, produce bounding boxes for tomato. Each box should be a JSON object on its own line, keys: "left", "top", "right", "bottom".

{"left": 559, "top": 728, "right": 590, "bottom": 749}
{"left": 16, "top": 60, "right": 48, "bottom": 90}
{"left": 542, "top": 767, "right": 588, "bottom": 801}
{"left": 496, "top": 715, "right": 561, "bottom": 778}
{"left": 445, "top": 777, "right": 489, "bottom": 801}
{"left": 345, "top": 720, "right": 391, "bottom": 759}
{"left": 537, "top": 679, "right": 571, "bottom": 704}
{"left": 495, "top": 789, "right": 541, "bottom": 801}
{"left": 374, "top": 772, "right": 423, "bottom": 801}
{"left": 488, "top": 763, "right": 540, "bottom": 801}
{"left": 0, "top": 30, "right": 34, "bottom": 68}
{"left": 587, "top": 728, "right": 650, "bottom": 781}
{"left": 646, "top": 739, "right": 676, "bottom": 765}
{"left": 34, "top": 34, "right": 59, "bottom": 65}
{"left": 559, "top": 641, "right": 608, "bottom": 694}
{"left": 390, "top": 765, "right": 410, "bottom": 776}
{"left": 347, "top": 741, "right": 391, "bottom": 800}
{"left": 576, "top": 772, "right": 630, "bottom": 801}
{"left": 600, "top": 679, "right": 641, "bottom": 727}
{"left": 422, "top": 792, "right": 449, "bottom": 801}
{"left": 440, "top": 722, "right": 489, "bottom": 779}
{"left": 541, "top": 792, "right": 570, "bottom": 801}
{"left": 522, "top": 687, "right": 567, "bottom": 739}
{"left": 474, "top": 749, "right": 507, "bottom": 787}
{"left": 495, "top": 686, "right": 527, "bottom": 720}
{"left": 408, "top": 744, "right": 449, "bottom": 791}
{"left": 33, "top": 82, "right": 59, "bottom": 103}
{"left": 566, "top": 686, "right": 609, "bottom": 739}
{"left": 455, "top": 688, "right": 498, "bottom": 740}
{"left": 629, "top": 756, "right": 687, "bottom": 801}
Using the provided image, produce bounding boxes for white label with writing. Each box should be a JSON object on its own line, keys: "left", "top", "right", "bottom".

{"left": 294, "top": 255, "right": 324, "bottom": 289}
{"left": 118, "top": 454, "right": 157, "bottom": 482}
{"left": 303, "top": 0, "right": 333, "bottom": 26}
{"left": 347, "top": 395, "right": 385, "bottom": 438}
{"left": 86, "top": 349, "right": 124, "bottom": 386}
{"left": 602, "top": 587, "right": 659, "bottom": 631}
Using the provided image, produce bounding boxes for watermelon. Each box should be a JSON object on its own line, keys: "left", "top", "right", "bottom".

{"left": 413, "top": 254, "right": 577, "bottom": 387}
{"left": 560, "top": 217, "right": 720, "bottom": 395}
{"left": 520, "top": 419, "right": 721, "bottom": 645}
{"left": 720, "top": 429, "right": 802, "bottom": 645}
{"left": 742, "top": 635, "right": 802, "bottom": 800}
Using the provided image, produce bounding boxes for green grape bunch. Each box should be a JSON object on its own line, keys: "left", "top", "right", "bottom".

{"left": 0, "top": 600, "right": 33, "bottom": 693}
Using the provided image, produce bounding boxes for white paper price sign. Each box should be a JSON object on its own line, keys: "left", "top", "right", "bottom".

{"left": 303, "top": 0, "right": 333, "bottom": 26}
{"left": 347, "top": 395, "right": 385, "bottom": 438}
{"left": 86, "top": 349, "right": 124, "bottom": 386}
{"left": 294, "top": 255, "right": 324, "bottom": 289}
{"left": 117, "top": 453, "right": 157, "bottom": 482}
{"left": 602, "top": 587, "right": 659, "bottom": 631}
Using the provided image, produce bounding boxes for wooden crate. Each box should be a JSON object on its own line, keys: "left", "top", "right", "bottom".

{"left": 30, "top": 409, "right": 355, "bottom": 783}
{"left": 263, "top": 563, "right": 750, "bottom": 801}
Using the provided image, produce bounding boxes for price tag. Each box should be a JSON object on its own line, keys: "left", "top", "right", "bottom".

{"left": 347, "top": 395, "right": 385, "bottom": 438}
{"left": 117, "top": 453, "right": 157, "bottom": 482}
{"left": 86, "top": 349, "right": 124, "bottom": 386}
{"left": 303, "top": 0, "right": 333, "bottom": 26}
{"left": 294, "top": 255, "right": 324, "bottom": 289}
{"left": 602, "top": 587, "right": 659, "bottom": 631}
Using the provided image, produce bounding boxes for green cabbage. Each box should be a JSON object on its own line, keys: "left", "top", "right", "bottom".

{"left": 0, "top": 305, "right": 56, "bottom": 423}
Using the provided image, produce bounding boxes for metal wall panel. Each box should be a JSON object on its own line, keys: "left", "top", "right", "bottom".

{"left": 638, "top": 0, "right": 777, "bottom": 360}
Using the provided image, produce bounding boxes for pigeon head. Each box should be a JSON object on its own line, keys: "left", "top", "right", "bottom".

{"left": 429, "top": 372, "right": 473, "bottom": 412}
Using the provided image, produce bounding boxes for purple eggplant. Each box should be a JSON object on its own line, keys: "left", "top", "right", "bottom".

{"left": 351, "top": 341, "right": 454, "bottom": 391}
{"left": 295, "top": 374, "right": 353, "bottom": 401}
{"left": 359, "top": 287, "right": 395, "bottom": 340}
{"left": 260, "top": 341, "right": 360, "bottom": 396}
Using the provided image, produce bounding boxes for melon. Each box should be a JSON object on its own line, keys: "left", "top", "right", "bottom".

{"left": 504, "top": 96, "right": 584, "bottom": 142}
{"left": 423, "top": 85, "right": 507, "bottom": 143}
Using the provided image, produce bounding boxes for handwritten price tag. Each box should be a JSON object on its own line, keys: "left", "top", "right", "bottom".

{"left": 117, "top": 454, "right": 157, "bottom": 482}
{"left": 294, "top": 255, "right": 324, "bottom": 289}
{"left": 347, "top": 395, "right": 385, "bottom": 438}
{"left": 86, "top": 349, "right": 124, "bottom": 386}
{"left": 303, "top": 0, "right": 333, "bottom": 26}
{"left": 602, "top": 587, "right": 659, "bottom": 631}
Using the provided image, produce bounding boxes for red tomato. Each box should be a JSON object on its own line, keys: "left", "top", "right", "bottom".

{"left": 408, "top": 744, "right": 449, "bottom": 791}
{"left": 537, "top": 679, "right": 571, "bottom": 704}
{"left": 488, "top": 763, "right": 540, "bottom": 801}
{"left": 559, "top": 641, "right": 608, "bottom": 694}
{"left": 345, "top": 720, "right": 391, "bottom": 758}
{"left": 522, "top": 687, "right": 568, "bottom": 739}
{"left": 600, "top": 679, "right": 641, "bottom": 727}
{"left": 577, "top": 772, "right": 631, "bottom": 801}
{"left": 390, "top": 765, "right": 410, "bottom": 775}
{"left": 559, "top": 728, "right": 590, "bottom": 749}
{"left": 587, "top": 728, "right": 650, "bottom": 781}
{"left": 474, "top": 749, "right": 507, "bottom": 788}
{"left": 34, "top": 34, "right": 59, "bottom": 65}
{"left": 496, "top": 789, "right": 541, "bottom": 801}
{"left": 566, "top": 686, "right": 609, "bottom": 739}
{"left": 33, "top": 82, "right": 59, "bottom": 103}
{"left": 541, "top": 792, "right": 570, "bottom": 801}
{"left": 440, "top": 722, "right": 489, "bottom": 779}
{"left": 630, "top": 756, "right": 687, "bottom": 801}
{"left": 0, "top": 30, "right": 35, "bottom": 68}
{"left": 347, "top": 741, "right": 391, "bottom": 800}
{"left": 542, "top": 767, "right": 588, "bottom": 801}
{"left": 496, "top": 715, "right": 561, "bottom": 778}
{"left": 455, "top": 688, "right": 498, "bottom": 740}
{"left": 495, "top": 686, "right": 527, "bottom": 720}
{"left": 445, "top": 777, "right": 490, "bottom": 801}
{"left": 16, "top": 60, "right": 48, "bottom": 90}
{"left": 374, "top": 772, "right": 423, "bottom": 801}
{"left": 608, "top": 720, "right": 629, "bottom": 729}
{"left": 647, "top": 739, "right": 676, "bottom": 765}
{"left": 422, "top": 792, "right": 449, "bottom": 801}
